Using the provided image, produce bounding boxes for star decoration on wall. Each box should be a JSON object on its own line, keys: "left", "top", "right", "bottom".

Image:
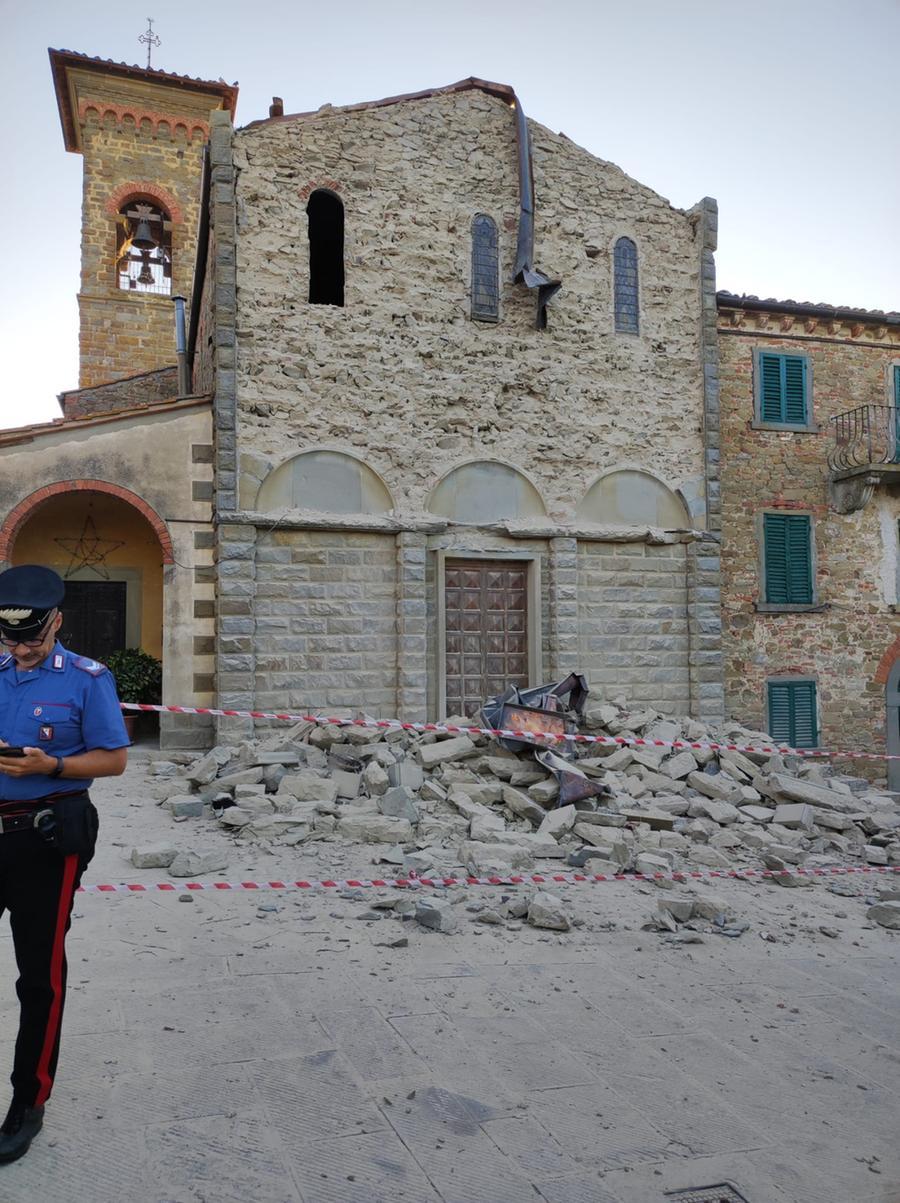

{"left": 54, "top": 516, "right": 125, "bottom": 579}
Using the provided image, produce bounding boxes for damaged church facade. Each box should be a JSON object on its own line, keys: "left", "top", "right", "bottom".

{"left": 192, "top": 80, "right": 724, "bottom": 741}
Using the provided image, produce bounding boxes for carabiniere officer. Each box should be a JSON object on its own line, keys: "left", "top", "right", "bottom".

{"left": 0, "top": 565, "right": 128, "bottom": 1164}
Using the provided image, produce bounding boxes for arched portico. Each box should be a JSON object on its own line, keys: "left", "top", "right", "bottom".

{"left": 0, "top": 480, "right": 173, "bottom": 663}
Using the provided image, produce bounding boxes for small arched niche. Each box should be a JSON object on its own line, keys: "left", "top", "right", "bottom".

{"left": 428, "top": 461, "right": 546, "bottom": 523}
{"left": 256, "top": 450, "right": 393, "bottom": 514}
{"left": 577, "top": 469, "right": 689, "bottom": 527}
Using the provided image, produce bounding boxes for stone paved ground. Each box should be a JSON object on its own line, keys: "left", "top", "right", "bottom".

{"left": 1, "top": 761, "right": 899, "bottom": 1203}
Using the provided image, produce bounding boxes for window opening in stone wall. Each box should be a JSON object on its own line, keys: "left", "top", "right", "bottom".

{"left": 116, "top": 202, "right": 172, "bottom": 294}
{"left": 768, "top": 679, "right": 818, "bottom": 747}
{"left": 307, "top": 189, "right": 345, "bottom": 306}
{"left": 471, "top": 214, "right": 499, "bottom": 322}
{"left": 613, "top": 236, "right": 639, "bottom": 334}
{"left": 763, "top": 513, "right": 813, "bottom": 605}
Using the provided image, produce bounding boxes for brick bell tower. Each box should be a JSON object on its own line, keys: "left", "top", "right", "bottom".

{"left": 49, "top": 48, "right": 237, "bottom": 388}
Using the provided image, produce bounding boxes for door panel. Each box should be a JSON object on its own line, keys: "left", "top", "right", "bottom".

{"left": 58, "top": 581, "right": 127, "bottom": 663}
{"left": 445, "top": 559, "right": 529, "bottom": 717}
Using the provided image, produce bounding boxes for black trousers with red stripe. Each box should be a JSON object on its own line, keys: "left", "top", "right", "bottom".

{"left": 0, "top": 812, "right": 90, "bottom": 1107}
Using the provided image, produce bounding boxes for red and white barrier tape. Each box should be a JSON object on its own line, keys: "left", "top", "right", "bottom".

{"left": 78, "top": 864, "right": 900, "bottom": 894}
{"left": 121, "top": 702, "right": 899, "bottom": 762}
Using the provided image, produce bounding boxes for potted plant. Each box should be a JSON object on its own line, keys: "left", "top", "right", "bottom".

{"left": 106, "top": 648, "right": 162, "bottom": 743}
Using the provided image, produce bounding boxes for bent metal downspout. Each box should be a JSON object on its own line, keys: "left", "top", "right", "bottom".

{"left": 512, "top": 95, "right": 561, "bottom": 329}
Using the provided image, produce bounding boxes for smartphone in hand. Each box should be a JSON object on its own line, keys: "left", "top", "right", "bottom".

{"left": 0, "top": 748, "right": 27, "bottom": 758}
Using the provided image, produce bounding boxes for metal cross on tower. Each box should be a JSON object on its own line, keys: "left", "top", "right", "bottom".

{"left": 139, "top": 18, "right": 161, "bottom": 69}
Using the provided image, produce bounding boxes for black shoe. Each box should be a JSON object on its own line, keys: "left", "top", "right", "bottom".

{"left": 0, "top": 1101, "right": 44, "bottom": 1164}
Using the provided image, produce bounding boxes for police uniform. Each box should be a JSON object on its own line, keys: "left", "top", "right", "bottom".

{"left": 0, "top": 565, "right": 128, "bottom": 1164}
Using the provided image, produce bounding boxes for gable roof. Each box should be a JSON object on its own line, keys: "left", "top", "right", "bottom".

{"left": 241, "top": 76, "right": 515, "bottom": 132}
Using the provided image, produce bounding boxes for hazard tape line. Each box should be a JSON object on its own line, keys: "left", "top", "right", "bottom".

{"left": 120, "top": 703, "right": 899, "bottom": 762}
{"left": 78, "top": 864, "right": 900, "bottom": 894}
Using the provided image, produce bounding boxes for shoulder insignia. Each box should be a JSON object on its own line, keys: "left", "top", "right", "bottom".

{"left": 72, "top": 655, "right": 107, "bottom": 677}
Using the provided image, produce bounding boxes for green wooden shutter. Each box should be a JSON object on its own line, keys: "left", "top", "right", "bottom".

{"left": 783, "top": 356, "right": 808, "bottom": 424}
{"left": 758, "top": 352, "right": 808, "bottom": 424}
{"left": 760, "top": 353, "right": 785, "bottom": 422}
{"left": 768, "top": 680, "right": 818, "bottom": 747}
{"left": 768, "top": 681, "right": 793, "bottom": 742}
{"left": 764, "top": 514, "right": 812, "bottom": 604}
{"left": 894, "top": 365, "right": 900, "bottom": 462}
{"left": 764, "top": 514, "right": 790, "bottom": 602}
{"left": 791, "top": 681, "right": 818, "bottom": 746}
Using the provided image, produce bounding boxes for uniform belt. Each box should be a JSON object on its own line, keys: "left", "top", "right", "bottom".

{"left": 0, "top": 790, "right": 87, "bottom": 835}
{"left": 0, "top": 811, "right": 50, "bottom": 835}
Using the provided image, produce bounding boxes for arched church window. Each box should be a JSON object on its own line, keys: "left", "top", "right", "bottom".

{"left": 116, "top": 201, "right": 172, "bottom": 294}
{"left": 471, "top": 214, "right": 499, "bottom": 322}
{"left": 307, "top": 189, "right": 345, "bottom": 306}
{"left": 613, "top": 236, "right": 639, "bottom": 334}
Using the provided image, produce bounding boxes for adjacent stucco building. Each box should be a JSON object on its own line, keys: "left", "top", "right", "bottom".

{"left": 196, "top": 79, "right": 724, "bottom": 729}
{"left": 717, "top": 293, "right": 900, "bottom": 785}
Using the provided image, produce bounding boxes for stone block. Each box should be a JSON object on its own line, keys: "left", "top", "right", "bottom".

{"left": 130, "top": 843, "right": 178, "bottom": 869}
{"left": 277, "top": 773, "right": 339, "bottom": 803}
{"left": 501, "top": 785, "right": 547, "bottom": 826}
{"left": 772, "top": 803, "right": 815, "bottom": 831}
{"left": 378, "top": 786, "right": 420, "bottom": 825}
{"left": 536, "top": 804, "right": 577, "bottom": 840}
{"left": 417, "top": 736, "right": 476, "bottom": 768}
{"left": 337, "top": 814, "right": 414, "bottom": 843}
{"left": 168, "top": 797, "right": 204, "bottom": 818}
{"left": 527, "top": 891, "right": 570, "bottom": 931}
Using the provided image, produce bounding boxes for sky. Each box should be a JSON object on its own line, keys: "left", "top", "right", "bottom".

{"left": 1, "top": 0, "right": 898, "bottom": 430}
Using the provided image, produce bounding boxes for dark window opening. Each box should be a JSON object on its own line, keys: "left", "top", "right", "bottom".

{"left": 471, "top": 214, "right": 499, "bottom": 322}
{"left": 307, "top": 189, "right": 345, "bottom": 306}
{"left": 614, "top": 236, "right": 639, "bottom": 334}
{"left": 116, "top": 201, "right": 172, "bottom": 295}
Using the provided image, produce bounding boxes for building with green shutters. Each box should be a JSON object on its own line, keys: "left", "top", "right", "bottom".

{"left": 717, "top": 292, "right": 900, "bottom": 786}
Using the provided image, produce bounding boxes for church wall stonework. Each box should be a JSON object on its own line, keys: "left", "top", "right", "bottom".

{"left": 213, "top": 85, "right": 722, "bottom": 722}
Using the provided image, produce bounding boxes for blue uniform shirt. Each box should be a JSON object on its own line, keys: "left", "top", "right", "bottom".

{"left": 0, "top": 641, "right": 129, "bottom": 802}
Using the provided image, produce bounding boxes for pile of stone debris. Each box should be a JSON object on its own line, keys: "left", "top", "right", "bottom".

{"left": 136, "top": 698, "right": 900, "bottom": 933}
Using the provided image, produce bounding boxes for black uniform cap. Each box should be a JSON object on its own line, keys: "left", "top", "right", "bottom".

{"left": 0, "top": 565, "right": 65, "bottom": 639}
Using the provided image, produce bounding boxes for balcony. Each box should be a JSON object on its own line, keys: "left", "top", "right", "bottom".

{"left": 828, "top": 404, "right": 900, "bottom": 512}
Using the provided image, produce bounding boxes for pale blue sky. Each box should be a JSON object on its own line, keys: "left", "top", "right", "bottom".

{"left": 2, "top": 0, "right": 897, "bottom": 429}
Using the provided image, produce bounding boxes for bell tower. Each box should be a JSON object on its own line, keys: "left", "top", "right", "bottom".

{"left": 49, "top": 48, "right": 237, "bottom": 388}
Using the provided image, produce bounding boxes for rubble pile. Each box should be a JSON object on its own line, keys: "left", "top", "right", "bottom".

{"left": 139, "top": 697, "right": 900, "bottom": 928}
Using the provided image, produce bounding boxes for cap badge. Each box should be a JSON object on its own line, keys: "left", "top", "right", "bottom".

{"left": 0, "top": 609, "right": 32, "bottom": 625}
{"left": 33, "top": 707, "right": 42, "bottom": 717}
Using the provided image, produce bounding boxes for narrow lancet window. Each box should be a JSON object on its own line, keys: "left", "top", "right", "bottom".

{"left": 471, "top": 214, "right": 499, "bottom": 322}
{"left": 613, "top": 236, "right": 639, "bottom": 334}
{"left": 307, "top": 189, "right": 345, "bottom": 306}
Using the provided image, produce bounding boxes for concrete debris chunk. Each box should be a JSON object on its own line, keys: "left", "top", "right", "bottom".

{"left": 415, "top": 899, "right": 458, "bottom": 933}
{"left": 527, "top": 890, "right": 570, "bottom": 931}
{"left": 130, "top": 843, "right": 178, "bottom": 868}
{"left": 866, "top": 901, "right": 900, "bottom": 929}
{"left": 168, "top": 849, "right": 228, "bottom": 877}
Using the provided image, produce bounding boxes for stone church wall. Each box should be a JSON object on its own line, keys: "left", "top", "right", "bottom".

{"left": 210, "top": 85, "right": 722, "bottom": 724}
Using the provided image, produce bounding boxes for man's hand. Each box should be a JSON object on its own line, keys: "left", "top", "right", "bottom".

{"left": 0, "top": 746, "right": 55, "bottom": 777}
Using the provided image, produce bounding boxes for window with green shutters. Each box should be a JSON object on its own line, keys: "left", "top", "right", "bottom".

{"left": 763, "top": 513, "right": 813, "bottom": 604}
{"left": 756, "top": 351, "right": 810, "bottom": 425}
{"left": 768, "top": 679, "right": 818, "bottom": 747}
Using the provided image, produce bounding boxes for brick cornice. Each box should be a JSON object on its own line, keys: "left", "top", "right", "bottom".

{"left": 0, "top": 480, "right": 174, "bottom": 564}
{"left": 104, "top": 181, "right": 184, "bottom": 223}
{"left": 79, "top": 99, "right": 208, "bottom": 145}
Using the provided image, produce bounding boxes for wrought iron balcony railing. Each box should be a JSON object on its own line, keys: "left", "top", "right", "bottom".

{"left": 828, "top": 404, "right": 900, "bottom": 472}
